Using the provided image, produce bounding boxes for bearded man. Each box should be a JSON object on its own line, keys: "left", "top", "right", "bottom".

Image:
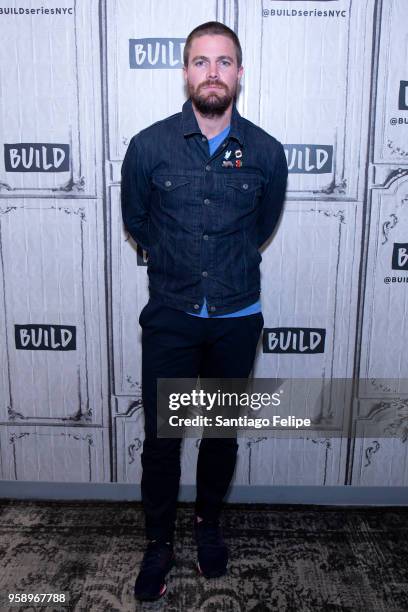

{"left": 121, "top": 21, "right": 288, "bottom": 602}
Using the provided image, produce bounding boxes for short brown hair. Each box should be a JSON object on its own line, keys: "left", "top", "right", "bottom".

{"left": 183, "top": 21, "right": 242, "bottom": 68}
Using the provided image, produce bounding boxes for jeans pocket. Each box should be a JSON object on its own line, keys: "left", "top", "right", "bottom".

{"left": 139, "top": 301, "right": 152, "bottom": 327}
{"left": 247, "top": 312, "right": 264, "bottom": 345}
{"left": 139, "top": 298, "right": 163, "bottom": 328}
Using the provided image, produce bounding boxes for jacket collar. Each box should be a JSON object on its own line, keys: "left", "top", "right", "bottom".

{"left": 182, "top": 98, "right": 244, "bottom": 146}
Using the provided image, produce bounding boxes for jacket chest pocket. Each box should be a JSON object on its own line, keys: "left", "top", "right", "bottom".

{"left": 225, "top": 177, "right": 262, "bottom": 210}
{"left": 151, "top": 175, "right": 192, "bottom": 209}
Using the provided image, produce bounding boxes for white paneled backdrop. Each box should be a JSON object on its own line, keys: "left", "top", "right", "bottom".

{"left": 0, "top": 0, "right": 407, "bottom": 491}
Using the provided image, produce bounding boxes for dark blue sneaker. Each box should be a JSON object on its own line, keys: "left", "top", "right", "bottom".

{"left": 194, "top": 517, "right": 228, "bottom": 578}
{"left": 134, "top": 540, "right": 175, "bottom": 601}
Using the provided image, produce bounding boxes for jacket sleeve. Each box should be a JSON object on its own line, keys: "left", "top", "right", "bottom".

{"left": 121, "top": 134, "right": 151, "bottom": 251}
{"left": 257, "top": 141, "right": 288, "bottom": 249}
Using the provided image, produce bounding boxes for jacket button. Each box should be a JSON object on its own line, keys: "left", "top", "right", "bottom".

{"left": 164, "top": 180, "right": 172, "bottom": 187}
{"left": 203, "top": 234, "right": 209, "bottom": 240}
{"left": 210, "top": 306, "right": 216, "bottom": 312}
{"left": 205, "top": 165, "right": 211, "bottom": 171}
{"left": 242, "top": 183, "right": 248, "bottom": 190}
{"left": 204, "top": 198, "right": 210, "bottom": 205}
{"left": 202, "top": 271, "right": 208, "bottom": 277}
{"left": 194, "top": 304, "right": 200, "bottom": 309}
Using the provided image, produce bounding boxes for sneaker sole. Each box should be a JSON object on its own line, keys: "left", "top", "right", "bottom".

{"left": 196, "top": 560, "right": 227, "bottom": 579}
{"left": 134, "top": 559, "right": 174, "bottom": 601}
{"left": 134, "top": 582, "right": 167, "bottom": 602}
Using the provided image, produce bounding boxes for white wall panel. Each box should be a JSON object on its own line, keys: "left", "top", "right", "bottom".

{"left": 231, "top": 0, "right": 375, "bottom": 200}
{"left": 0, "top": 199, "right": 108, "bottom": 425}
{"left": 254, "top": 203, "right": 361, "bottom": 442}
{"left": 0, "top": 425, "right": 109, "bottom": 482}
{"left": 0, "top": 0, "right": 102, "bottom": 197}
{"left": 110, "top": 185, "right": 148, "bottom": 396}
{"left": 352, "top": 432, "right": 408, "bottom": 487}
{"left": 234, "top": 436, "right": 346, "bottom": 486}
{"left": 373, "top": 0, "right": 408, "bottom": 165}
{"left": 180, "top": 438, "right": 201, "bottom": 485}
{"left": 256, "top": 202, "right": 361, "bottom": 380}
{"left": 114, "top": 396, "right": 144, "bottom": 483}
{"left": 358, "top": 176, "right": 408, "bottom": 397}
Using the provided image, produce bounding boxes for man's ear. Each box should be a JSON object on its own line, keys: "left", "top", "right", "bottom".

{"left": 238, "top": 65, "right": 244, "bottom": 82}
{"left": 182, "top": 65, "right": 188, "bottom": 83}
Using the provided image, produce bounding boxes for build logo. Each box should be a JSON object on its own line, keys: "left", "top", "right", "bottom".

{"left": 15, "top": 324, "right": 76, "bottom": 350}
{"left": 399, "top": 81, "right": 408, "bottom": 111}
{"left": 392, "top": 244, "right": 408, "bottom": 271}
{"left": 129, "top": 38, "right": 185, "bottom": 69}
{"left": 4, "top": 144, "right": 69, "bottom": 172}
{"left": 284, "top": 145, "right": 333, "bottom": 174}
{"left": 263, "top": 328, "right": 326, "bottom": 354}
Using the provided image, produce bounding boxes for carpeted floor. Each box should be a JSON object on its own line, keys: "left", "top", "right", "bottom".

{"left": 0, "top": 500, "right": 407, "bottom": 612}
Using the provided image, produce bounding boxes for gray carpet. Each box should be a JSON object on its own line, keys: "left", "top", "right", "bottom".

{"left": 0, "top": 500, "right": 407, "bottom": 611}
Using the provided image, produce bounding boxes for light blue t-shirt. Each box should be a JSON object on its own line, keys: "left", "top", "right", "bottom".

{"left": 186, "top": 126, "right": 261, "bottom": 318}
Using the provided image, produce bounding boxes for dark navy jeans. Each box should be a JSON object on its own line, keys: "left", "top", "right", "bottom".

{"left": 139, "top": 298, "right": 264, "bottom": 542}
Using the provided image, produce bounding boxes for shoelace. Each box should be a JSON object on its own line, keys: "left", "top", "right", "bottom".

{"left": 196, "top": 521, "right": 224, "bottom": 547}
{"left": 141, "top": 542, "right": 172, "bottom": 572}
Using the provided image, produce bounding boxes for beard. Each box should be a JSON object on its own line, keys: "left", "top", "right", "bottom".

{"left": 188, "top": 79, "right": 237, "bottom": 117}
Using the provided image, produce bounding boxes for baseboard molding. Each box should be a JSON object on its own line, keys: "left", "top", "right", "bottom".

{"left": 0, "top": 481, "right": 408, "bottom": 505}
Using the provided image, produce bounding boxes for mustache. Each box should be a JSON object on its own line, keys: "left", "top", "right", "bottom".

{"left": 198, "top": 80, "right": 228, "bottom": 92}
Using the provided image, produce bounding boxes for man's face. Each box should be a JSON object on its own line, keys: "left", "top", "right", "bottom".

{"left": 183, "top": 34, "right": 243, "bottom": 116}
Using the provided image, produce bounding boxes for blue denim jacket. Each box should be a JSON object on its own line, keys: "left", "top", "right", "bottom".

{"left": 121, "top": 98, "right": 288, "bottom": 316}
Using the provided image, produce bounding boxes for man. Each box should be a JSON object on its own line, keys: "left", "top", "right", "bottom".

{"left": 121, "top": 21, "right": 288, "bottom": 602}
